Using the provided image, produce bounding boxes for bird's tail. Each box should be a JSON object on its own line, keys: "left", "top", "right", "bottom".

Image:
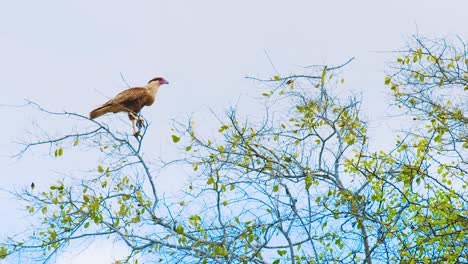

{"left": 89, "top": 105, "right": 111, "bottom": 119}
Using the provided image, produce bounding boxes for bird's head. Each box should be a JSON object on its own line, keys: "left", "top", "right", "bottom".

{"left": 148, "top": 77, "right": 169, "bottom": 85}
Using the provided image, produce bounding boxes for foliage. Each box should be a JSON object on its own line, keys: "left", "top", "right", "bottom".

{"left": 1, "top": 36, "right": 467, "bottom": 263}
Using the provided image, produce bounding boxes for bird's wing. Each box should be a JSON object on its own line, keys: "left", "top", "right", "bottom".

{"left": 104, "top": 87, "right": 148, "bottom": 111}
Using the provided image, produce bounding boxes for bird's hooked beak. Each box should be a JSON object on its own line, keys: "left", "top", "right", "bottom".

{"left": 161, "top": 79, "right": 169, "bottom": 85}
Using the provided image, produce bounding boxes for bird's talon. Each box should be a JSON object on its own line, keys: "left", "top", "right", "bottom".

{"left": 136, "top": 119, "right": 145, "bottom": 129}
{"left": 133, "top": 131, "right": 141, "bottom": 138}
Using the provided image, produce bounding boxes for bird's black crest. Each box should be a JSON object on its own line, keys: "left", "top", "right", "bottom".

{"left": 148, "top": 77, "right": 164, "bottom": 84}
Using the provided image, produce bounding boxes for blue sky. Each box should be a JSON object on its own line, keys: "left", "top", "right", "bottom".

{"left": 1, "top": 1, "right": 467, "bottom": 263}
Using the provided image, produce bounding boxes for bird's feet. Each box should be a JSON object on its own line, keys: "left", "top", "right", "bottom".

{"left": 133, "top": 131, "right": 141, "bottom": 138}
{"left": 136, "top": 118, "right": 145, "bottom": 129}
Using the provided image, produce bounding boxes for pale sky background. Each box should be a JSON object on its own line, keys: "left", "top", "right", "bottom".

{"left": 0, "top": 1, "right": 467, "bottom": 263}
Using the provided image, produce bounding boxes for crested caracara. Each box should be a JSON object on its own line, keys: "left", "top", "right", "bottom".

{"left": 89, "top": 77, "right": 169, "bottom": 136}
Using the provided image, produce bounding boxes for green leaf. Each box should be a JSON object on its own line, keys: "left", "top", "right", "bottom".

{"left": 41, "top": 207, "right": 48, "bottom": 214}
{"left": 273, "top": 75, "right": 281, "bottom": 80}
{"left": 321, "top": 69, "right": 327, "bottom": 83}
{"left": 305, "top": 174, "right": 313, "bottom": 190}
{"left": 54, "top": 148, "right": 63, "bottom": 157}
{"left": 218, "top": 125, "right": 229, "bottom": 133}
{"left": 277, "top": 249, "right": 287, "bottom": 256}
{"left": 0, "top": 244, "right": 8, "bottom": 259}
{"left": 207, "top": 177, "right": 214, "bottom": 184}
{"left": 273, "top": 185, "right": 279, "bottom": 192}
{"left": 27, "top": 206, "right": 35, "bottom": 213}
{"left": 84, "top": 222, "right": 90, "bottom": 228}
{"left": 185, "top": 146, "right": 192, "bottom": 152}
{"left": 171, "top": 135, "right": 180, "bottom": 143}
{"left": 384, "top": 76, "right": 391, "bottom": 85}
{"left": 97, "top": 165, "right": 104, "bottom": 173}
{"left": 175, "top": 225, "right": 184, "bottom": 234}
{"left": 73, "top": 139, "right": 79, "bottom": 146}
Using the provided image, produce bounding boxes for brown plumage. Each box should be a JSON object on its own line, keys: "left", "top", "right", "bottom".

{"left": 90, "top": 77, "right": 169, "bottom": 136}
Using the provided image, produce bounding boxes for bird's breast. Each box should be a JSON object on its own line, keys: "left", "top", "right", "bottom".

{"left": 145, "top": 96, "right": 155, "bottom": 106}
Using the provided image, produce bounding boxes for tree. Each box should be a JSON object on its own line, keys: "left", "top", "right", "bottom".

{"left": 1, "top": 35, "right": 467, "bottom": 263}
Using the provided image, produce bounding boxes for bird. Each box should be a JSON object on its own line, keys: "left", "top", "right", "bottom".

{"left": 89, "top": 77, "right": 169, "bottom": 136}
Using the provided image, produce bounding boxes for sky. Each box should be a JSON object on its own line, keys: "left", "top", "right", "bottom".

{"left": 1, "top": 1, "right": 467, "bottom": 263}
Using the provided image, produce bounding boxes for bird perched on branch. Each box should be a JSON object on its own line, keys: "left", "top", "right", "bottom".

{"left": 89, "top": 77, "right": 169, "bottom": 136}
